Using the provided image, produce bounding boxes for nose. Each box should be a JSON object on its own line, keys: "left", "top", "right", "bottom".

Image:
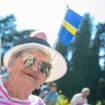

{"left": 35, "top": 70, "right": 46, "bottom": 82}
{"left": 31, "top": 62, "right": 39, "bottom": 72}
{"left": 30, "top": 64, "right": 46, "bottom": 82}
{"left": 26, "top": 62, "right": 46, "bottom": 80}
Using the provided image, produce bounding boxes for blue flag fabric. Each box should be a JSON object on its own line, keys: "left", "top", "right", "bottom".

{"left": 58, "top": 8, "right": 82, "bottom": 46}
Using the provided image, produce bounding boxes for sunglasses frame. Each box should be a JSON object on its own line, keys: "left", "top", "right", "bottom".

{"left": 22, "top": 53, "right": 52, "bottom": 78}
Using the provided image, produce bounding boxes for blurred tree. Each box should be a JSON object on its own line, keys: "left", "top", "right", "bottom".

{"left": 55, "top": 13, "right": 105, "bottom": 104}
{"left": 0, "top": 14, "right": 33, "bottom": 66}
{"left": 91, "top": 23, "right": 105, "bottom": 104}
{"left": 56, "top": 94, "right": 70, "bottom": 105}
{"left": 55, "top": 13, "right": 93, "bottom": 102}
{"left": 54, "top": 39, "right": 68, "bottom": 57}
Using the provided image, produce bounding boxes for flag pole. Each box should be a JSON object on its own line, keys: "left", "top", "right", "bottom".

{"left": 53, "top": 5, "right": 69, "bottom": 49}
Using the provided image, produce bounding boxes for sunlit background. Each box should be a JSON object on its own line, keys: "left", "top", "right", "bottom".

{"left": 0, "top": 1, "right": 105, "bottom": 104}
{"left": 0, "top": 0, "right": 105, "bottom": 46}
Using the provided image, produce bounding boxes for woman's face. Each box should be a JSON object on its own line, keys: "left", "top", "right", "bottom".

{"left": 9, "top": 51, "right": 51, "bottom": 92}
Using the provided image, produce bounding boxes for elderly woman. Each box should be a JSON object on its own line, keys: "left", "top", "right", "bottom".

{"left": 0, "top": 33, "right": 67, "bottom": 105}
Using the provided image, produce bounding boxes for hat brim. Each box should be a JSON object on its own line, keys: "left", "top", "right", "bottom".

{"left": 3, "top": 43, "right": 67, "bottom": 82}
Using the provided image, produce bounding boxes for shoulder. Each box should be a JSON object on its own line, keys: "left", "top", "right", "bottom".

{"left": 29, "top": 94, "right": 45, "bottom": 105}
{"left": 73, "top": 93, "right": 81, "bottom": 98}
{"left": 48, "top": 92, "right": 58, "bottom": 98}
{"left": 73, "top": 93, "right": 81, "bottom": 99}
{"left": 47, "top": 92, "right": 58, "bottom": 102}
{"left": 54, "top": 92, "right": 58, "bottom": 98}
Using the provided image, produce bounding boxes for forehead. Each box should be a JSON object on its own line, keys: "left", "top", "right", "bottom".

{"left": 83, "top": 91, "right": 90, "bottom": 94}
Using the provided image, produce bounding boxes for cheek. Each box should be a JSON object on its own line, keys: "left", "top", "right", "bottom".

{"left": 32, "top": 72, "right": 46, "bottom": 90}
{"left": 36, "top": 72, "right": 46, "bottom": 83}
{"left": 39, "top": 73, "right": 46, "bottom": 83}
{"left": 11, "top": 61, "right": 25, "bottom": 73}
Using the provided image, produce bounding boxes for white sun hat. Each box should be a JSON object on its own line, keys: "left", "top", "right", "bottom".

{"left": 3, "top": 37, "right": 67, "bottom": 82}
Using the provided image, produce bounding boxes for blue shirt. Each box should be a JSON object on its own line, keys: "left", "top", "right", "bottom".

{"left": 46, "top": 91, "right": 58, "bottom": 105}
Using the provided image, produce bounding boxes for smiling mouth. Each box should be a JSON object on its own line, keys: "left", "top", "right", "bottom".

{"left": 24, "top": 73, "right": 37, "bottom": 80}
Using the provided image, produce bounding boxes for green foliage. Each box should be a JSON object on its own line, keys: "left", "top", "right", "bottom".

{"left": 1, "top": 14, "right": 105, "bottom": 105}
{"left": 55, "top": 13, "right": 105, "bottom": 105}
{"left": 56, "top": 92, "right": 70, "bottom": 105}
{"left": 0, "top": 14, "right": 33, "bottom": 66}
{"left": 54, "top": 40, "right": 68, "bottom": 57}
{"left": 91, "top": 23, "right": 105, "bottom": 104}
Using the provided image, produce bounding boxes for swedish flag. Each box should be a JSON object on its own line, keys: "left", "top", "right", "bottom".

{"left": 58, "top": 8, "right": 82, "bottom": 46}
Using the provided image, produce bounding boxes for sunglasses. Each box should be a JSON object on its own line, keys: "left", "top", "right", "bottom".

{"left": 22, "top": 53, "right": 52, "bottom": 77}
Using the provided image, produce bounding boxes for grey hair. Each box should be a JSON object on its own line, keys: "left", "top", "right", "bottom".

{"left": 82, "top": 87, "right": 90, "bottom": 93}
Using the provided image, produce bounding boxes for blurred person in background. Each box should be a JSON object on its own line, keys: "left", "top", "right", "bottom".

{"left": 39, "top": 84, "right": 49, "bottom": 103}
{"left": 70, "top": 88, "right": 90, "bottom": 105}
{"left": 46, "top": 82, "right": 58, "bottom": 105}
{"left": 0, "top": 66, "right": 9, "bottom": 81}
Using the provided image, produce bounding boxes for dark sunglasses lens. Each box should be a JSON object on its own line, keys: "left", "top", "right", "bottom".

{"left": 39, "top": 62, "right": 51, "bottom": 76}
